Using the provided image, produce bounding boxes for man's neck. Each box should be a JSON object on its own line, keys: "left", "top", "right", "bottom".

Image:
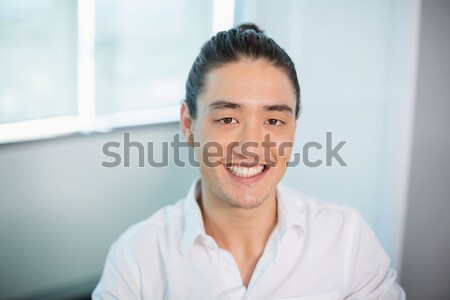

{"left": 196, "top": 181, "right": 278, "bottom": 287}
{"left": 196, "top": 182, "right": 278, "bottom": 254}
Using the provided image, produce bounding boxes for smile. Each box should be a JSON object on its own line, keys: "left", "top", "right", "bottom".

{"left": 225, "top": 164, "right": 268, "bottom": 178}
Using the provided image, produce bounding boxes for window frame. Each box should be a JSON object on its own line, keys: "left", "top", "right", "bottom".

{"left": 0, "top": 0, "right": 235, "bottom": 144}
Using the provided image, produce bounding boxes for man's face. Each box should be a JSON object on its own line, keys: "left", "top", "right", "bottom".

{"left": 182, "top": 59, "right": 297, "bottom": 209}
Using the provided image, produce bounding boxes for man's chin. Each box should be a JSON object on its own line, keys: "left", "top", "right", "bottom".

{"left": 224, "top": 190, "right": 271, "bottom": 210}
{"left": 228, "top": 199, "right": 265, "bottom": 210}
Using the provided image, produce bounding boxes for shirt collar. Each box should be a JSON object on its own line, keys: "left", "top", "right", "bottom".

{"left": 275, "top": 183, "right": 307, "bottom": 235}
{"left": 181, "top": 178, "right": 206, "bottom": 255}
{"left": 181, "top": 179, "right": 307, "bottom": 255}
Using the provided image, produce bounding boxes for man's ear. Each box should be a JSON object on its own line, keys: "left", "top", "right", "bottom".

{"left": 180, "top": 101, "right": 194, "bottom": 147}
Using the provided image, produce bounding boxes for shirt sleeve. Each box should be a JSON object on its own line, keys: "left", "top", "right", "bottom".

{"left": 92, "top": 238, "right": 142, "bottom": 300}
{"left": 343, "top": 211, "right": 406, "bottom": 300}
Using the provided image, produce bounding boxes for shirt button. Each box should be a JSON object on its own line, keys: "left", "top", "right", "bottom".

{"left": 225, "top": 265, "right": 232, "bottom": 274}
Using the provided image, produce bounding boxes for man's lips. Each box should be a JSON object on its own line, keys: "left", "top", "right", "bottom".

{"left": 223, "top": 162, "right": 269, "bottom": 178}
{"left": 223, "top": 159, "right": 274, "bottom": 168}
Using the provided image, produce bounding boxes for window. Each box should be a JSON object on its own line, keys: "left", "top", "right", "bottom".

{"left": 0, "top": 0, "right": 234, "bottom": 143}
{"left": 0, "top": 0, "right": 77, "bottom": 124}
{"left": 95, "top": 0, "right": 214, "bottom": 114}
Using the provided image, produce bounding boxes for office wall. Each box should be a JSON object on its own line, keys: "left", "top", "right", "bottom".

{"left": 401, "top": 1, "right": 450, "bottom": 299}
{"left": 0, "top": 123, "right": 198, "bottom": 299}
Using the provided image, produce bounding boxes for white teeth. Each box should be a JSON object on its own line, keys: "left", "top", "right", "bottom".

{"left": 226, "top": 164, "right": 265, "bottom": 178}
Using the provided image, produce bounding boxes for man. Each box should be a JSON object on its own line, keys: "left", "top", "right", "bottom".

{"left": 93, "top": 24, "right": 405, "bottom": 299}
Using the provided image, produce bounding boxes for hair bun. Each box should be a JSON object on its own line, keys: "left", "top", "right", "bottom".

{"left": 236, "top": 23, "right": 263, "bottom": 33}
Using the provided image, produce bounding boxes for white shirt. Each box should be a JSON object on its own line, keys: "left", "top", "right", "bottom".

{"left": 93, "top": 180, "right": 405, "bottom": 300}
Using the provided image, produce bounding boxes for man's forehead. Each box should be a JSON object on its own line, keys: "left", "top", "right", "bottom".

{"left": 200, "top": 62, "right": 296, "bottom": 98}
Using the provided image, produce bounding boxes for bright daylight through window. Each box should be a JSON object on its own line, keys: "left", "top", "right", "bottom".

{"left": 0, "top": 0, "right": 234, "bottom": 143}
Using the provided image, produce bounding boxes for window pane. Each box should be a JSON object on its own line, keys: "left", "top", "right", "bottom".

{"left": 0, "top": 0, "right": 77, "bottom": 124}
{"left": 95, "top": 0, "right": 213, "bottom": 114}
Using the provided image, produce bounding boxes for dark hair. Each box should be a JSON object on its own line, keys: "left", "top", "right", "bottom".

{"left": 185, "top": 23, "right": 301, "bottom": 119}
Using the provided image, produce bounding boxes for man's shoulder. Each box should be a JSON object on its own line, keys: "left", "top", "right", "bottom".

{"left": 279, "top": 184, "right": 364, "bottom": 228}
{"left": 114, "top": 198, "right": 186, "bottom": 249}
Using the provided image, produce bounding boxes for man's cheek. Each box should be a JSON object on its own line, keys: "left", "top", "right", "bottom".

{"left": 196, "top": 140, "right": 223, "bottom": 168}
{"left": 224, "top": 141, "right": 239, "bottom": 162}
{"left": 276, "top": 140, "right": 294, "bottom": 159}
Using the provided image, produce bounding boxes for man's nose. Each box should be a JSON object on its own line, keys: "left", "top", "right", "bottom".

{"left": 232, "top": 123, "right": 265, "bottom": 158}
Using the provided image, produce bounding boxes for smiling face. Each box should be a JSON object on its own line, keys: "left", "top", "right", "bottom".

{"left": 181, "top": 59, "right": 297, "bottom": 210}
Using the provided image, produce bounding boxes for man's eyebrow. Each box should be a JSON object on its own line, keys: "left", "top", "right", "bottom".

{"left": 208, "top": 100, "right": 242, "bottom": 111}
{"left": 262, "top": 104, "right": 294, "bottom": 115}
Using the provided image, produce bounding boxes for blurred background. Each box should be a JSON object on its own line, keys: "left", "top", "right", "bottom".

{"left": 0, "top": 0, "right": 449, "bottom": 299}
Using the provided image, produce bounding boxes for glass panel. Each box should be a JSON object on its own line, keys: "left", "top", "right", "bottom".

{"left": 95, "top": 0, "right": 214, "bottom": 114}
{"left": 0, "top": 0, "right": 77, "bottom": 124}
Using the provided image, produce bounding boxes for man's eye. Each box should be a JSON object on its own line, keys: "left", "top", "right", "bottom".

{"left": 266, "top": 119, "right": 283, "bottom": 125}
{"left": 220, "top": 118, "right": 237, "bottom": 124}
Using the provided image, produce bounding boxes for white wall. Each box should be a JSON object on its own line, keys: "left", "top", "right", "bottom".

{"left": 0, "top": 123, "right": 198, "bottom": 299}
